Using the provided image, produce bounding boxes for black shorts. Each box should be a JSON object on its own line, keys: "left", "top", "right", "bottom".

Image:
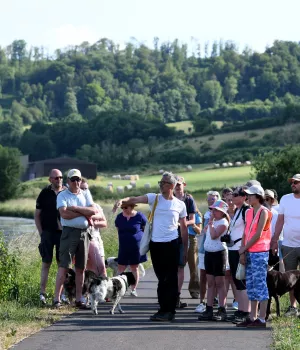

{"left": 204, "top": 250, "right": 226, "bottom": 277}
{"left": 38, "top": 230, "right": 62, "bottom": 264}
{"left": 228, "top": 250, "right": 246, "bottom": 290}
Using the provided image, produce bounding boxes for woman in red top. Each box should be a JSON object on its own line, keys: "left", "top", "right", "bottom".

{"left": 237, "top": 185, "right": 272, "bottom": 328}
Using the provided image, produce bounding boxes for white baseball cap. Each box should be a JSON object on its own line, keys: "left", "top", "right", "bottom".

{"left": 67, "top": 169, "right": 81, "bottom": 178}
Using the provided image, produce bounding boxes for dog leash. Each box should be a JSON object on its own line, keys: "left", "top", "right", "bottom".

{"left": 269, "top": 246, "right": 296, "bottom": 271}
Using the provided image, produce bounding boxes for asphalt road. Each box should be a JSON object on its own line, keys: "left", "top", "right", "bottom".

{"left": 12, "top": 267, "right": 271, "bottom": 350}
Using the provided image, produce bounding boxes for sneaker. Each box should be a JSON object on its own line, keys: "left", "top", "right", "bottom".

{"left": 130, "top": 289, "right": 138, "bottom": 297}
{"left": 53, "top": 300, "right": 62, "bottom": 309}
{"left": 247, "top": 318, "right": 266, "bottom": 328}
{"left": 236, "top": 317, "right": 253, "bottom": 327}
{"left": 176, "top": 296, "right": 188, "bottom": 309}
{"left": 284, "top": 306, "right": 299, "bottom": 317}
{"left": 40, "top": 293, "right": 46, "bottom": 305}
{"left": 198, "top": 307, "right": 213, "bottom": 321}
{"left": 61, "top": 294, "right": 70, "bottom": 305}
{"left": 190, "top": 292, "right": 199, "bottom": 299}
{"left": 232, "top": 299, "right": 239, "bottom": 310}
{"left": 194, "top": 302, "right": 206, "bottom": 313}
{"left": 150, "top": 312, "right": 174, "bottom": 322}
{"left": 213, "top": 297, "right": 219, "bottom": 306}
{"left": 75, "top": 301, "right": 88, "bottom": 309}
{"left": 213, "top": 306, "right": 227, "bottom": 321}
{"left": 232, "top": 311, "right": 250, "bottom": 324}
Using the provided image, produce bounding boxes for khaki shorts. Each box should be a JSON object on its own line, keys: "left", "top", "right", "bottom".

{"left": 59, "top": 226, "right": 91, "bottom": 270}
{"left": 282, "top": 245, "right": 300, "bottom": 271}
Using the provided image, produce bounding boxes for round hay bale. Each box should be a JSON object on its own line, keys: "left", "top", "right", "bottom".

{"left": 245, "top": 161, "right": 251, "bottom": 166}
{"left": 159, "top": 169, "right": 164, "bottom": 174}
{"left": 214, "top": 163, "right": 220, "bottom": 168}
{"left": 235, "top": 161, "right": 242, "bottom": 167}
{"left": 117, "top": 186, "right": 124, "bottom": 193}
{"left": 186, "top": 165, "right": 193, "bottom": 171}
{"left": 125, "top": 185, "right": 133, "bottom": 191}
{"left": 228, "top": 162, "right": 233, "bottom": 167}
{"left": 106, "top": 185, "right": 113, "bottom": 193}
{"left": 222, "top": 162, "right": 228, "bottom": 168}
{"left": 130, "top": 181, "right": 136, "bottom": 188}
{"left": 144, "top": 183, "right": 151, "bottom": 189}
{"left": 134, "top": 174, "right": 140, "bottom": 181}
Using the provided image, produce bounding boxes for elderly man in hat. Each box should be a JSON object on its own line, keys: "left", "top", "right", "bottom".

{"left": 53, "top": 169, "right": 97, "bottom": 308}
{"left": 174, "top": 175, "right": 199, "bottom": 307}
{"left": 271, "top": 174, "right": 300, "bottom": 317}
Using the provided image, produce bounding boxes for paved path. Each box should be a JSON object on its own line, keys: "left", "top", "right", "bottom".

{"left": 13, "top": 267, "right": 271, "bottom": 350}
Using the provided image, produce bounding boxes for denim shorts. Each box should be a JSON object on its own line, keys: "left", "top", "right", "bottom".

{"left": 246, "top": 252, "right": 269, "bottom": 301}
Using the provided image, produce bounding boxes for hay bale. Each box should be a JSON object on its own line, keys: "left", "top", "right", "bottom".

{"left": 112, "top": 175, "right": 121, "bottom": 179}
{"left": 117, "top": 186, "right": 124, "bottom": 193}
{"left": 134, "top": 174, "right": 140, "bottom": 181}
{"left": 106, "top": 185, "right": 113, "bottom": 193}
{"left": 228, "top": 162, "right": 233, "bottom": 167}
{"left": 130, "top": 181, "right": 136, "bottom": 188}
{"left": 107, "top": 182, "right": 113, "bottom": 186}
{"left": 214, "top": 163, "right": 220, "bottom": 168}
{"left": 235, "top": 161, "right": 242, "bottom": 167}
{"left": 186, "top": 165, "right": 193, "bottom": 171}
{"left": 144, "top": 183, "right": 151, "bottom": 189}
{"left": 245, "top": 161, "right": 251, "bottom": 166}
{"left": 222, "top": 162, "right": 228, "bottom": 168}
{"left": 159, "top": 169, "right": 164, "bottom": 174}
{"left": 125, "top": 185, "right": 133, "bottom": 191}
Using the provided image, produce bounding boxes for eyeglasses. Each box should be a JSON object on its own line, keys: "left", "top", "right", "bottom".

{"left": 291, "top": 180, "right": 300, "bottom": 185}
{"left": 70, "top": 177, "right": 81, "bottom": 182}
{"left": 158, "top": 181, "right": 172, "bottom": 185}
{"left": 51, "top": 176, "right": 63, "bottom": 180}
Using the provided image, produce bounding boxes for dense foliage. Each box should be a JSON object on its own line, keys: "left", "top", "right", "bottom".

{"left": 1, "top": 38, "right": 300, "bottom": 167}
{"left": 253, "top": 145, "right": 300, "bottom": 198}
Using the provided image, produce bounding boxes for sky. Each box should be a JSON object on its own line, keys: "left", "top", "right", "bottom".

{"left": 1, "top": 0, "right": 300, "bottom": 55}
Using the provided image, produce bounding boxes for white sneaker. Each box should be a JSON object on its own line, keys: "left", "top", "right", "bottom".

{"left": 194, "top": 302, "right": 206, "bottom": 313}
{"left": 232, "top": 299, "right": 239, "bottom": 310}
{"left": 40, "top": 293, "right": 46, "bottom": 305}
{"left": 61, "top": 294, "right": 70, "bottom": 305}
{"left": 130, "top": 289, "right": 138, "bottom": 297}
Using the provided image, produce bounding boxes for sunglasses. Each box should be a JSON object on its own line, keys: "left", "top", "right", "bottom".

{"left": 291, "top": 180, "right": 300, "bottom": 185}
{"left": 122, "top": 207, "right": 128, "bottom": 209}
{"left": 70, "top": 177, "right": 81, "bottom": 182}
{"left": 52, "top": 176, "right": 63, "bottom": 180}
{"left": 265, "top": 197, "right": 272, "bottom": 201}
{"left": 158, "top": 181, "right": 172, "bottom": 185}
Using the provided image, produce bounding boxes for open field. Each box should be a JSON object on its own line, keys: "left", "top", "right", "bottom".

{"left": 159, "top": 123, "right": 297, "bottom": 152}
{"left": 166, "top": 120, "right": 224, "bottom": 134}
{"left": 91, "top": 165, "right": 252, "bottom": 192}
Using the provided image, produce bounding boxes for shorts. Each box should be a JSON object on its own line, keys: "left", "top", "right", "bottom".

{"left": 204, "top": 250, "right": 226, "bottom": 277}
{"left": 38, "top": 230, "right": 62, "bottom": 264}
{"left": 246, "top": 252, "right": 269, "bottom": 301}
{"left": 281, "top": 245, "right": 300, "bottom": 271}
{"left": 178, "top": 241, "right": 186, "bottom": 268}
{"left": 59, "top": 226, "right": 91, "bottom": 270}
{"left": 198, "top": 253, "right": 205, "bottom": 270}
{"left": 228, "top": 250, "right": 246, "bottom": 290}
{"left": 90, "top": 230, "right": 105, "bottom": 257}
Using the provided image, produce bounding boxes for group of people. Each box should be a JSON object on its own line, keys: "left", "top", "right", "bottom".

{"left": 36, "top": 168, "right": 300, "bottom": 327}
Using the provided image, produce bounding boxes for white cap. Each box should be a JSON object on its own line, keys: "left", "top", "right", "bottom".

{"left": 244, "top": 185, "right": 264, "bottom": 197}
{"left": 67, "top": 169, "right": 81, "bottom": 178}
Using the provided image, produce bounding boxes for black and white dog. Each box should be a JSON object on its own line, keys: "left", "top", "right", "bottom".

{"left": 89, "top": 272, "right": 136, "bottom": 315}
{"left": 105, "top": 257, "right": 145, "bottom": 278}
{"left": 64, "top": 269, "right": 98, "bottom": 303}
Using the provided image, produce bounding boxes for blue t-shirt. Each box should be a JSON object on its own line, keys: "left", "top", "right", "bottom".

{"left": 188, "top": 212, "right": 202, "bottom": 236}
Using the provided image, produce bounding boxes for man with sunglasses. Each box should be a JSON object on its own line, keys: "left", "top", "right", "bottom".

{"left": 35, "top": 169, "right": 66, "bottom": 305}
{"left": 271, "top": 174, "right": 300, "bottom": 317}
{"left": 53, "top": 169, "right": 97, "bottom": 308}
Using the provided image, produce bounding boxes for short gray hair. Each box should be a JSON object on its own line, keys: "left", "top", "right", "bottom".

{"left": 207, "top": 190, "right": 220, "bottom": 199}
{"left": 162, "top": 171, "right": 177, "bottom": 185}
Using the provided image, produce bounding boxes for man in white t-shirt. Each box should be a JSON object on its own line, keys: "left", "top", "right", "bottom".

{"left": 53, "top": 169, "right": 96, "bottom": 309}
{"left": 271, "top": 174, "right": 300, "bottom": 317}
{"left": 113, "top": 171, "right": 188, "bottom": 322}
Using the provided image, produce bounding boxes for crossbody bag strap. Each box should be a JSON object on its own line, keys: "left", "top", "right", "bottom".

{"left": 148, "top": 194, "right": 159, "bottom": 223}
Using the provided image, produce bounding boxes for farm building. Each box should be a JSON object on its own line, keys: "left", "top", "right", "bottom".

{"left": 21, "top": 156, "right": 97, "bottom": 180}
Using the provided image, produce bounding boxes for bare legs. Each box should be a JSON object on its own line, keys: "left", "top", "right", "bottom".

{"left": 118, "top": 264, "right": 139, "bottom": 290}
{"left": 40, "top": 262, "right": 51, "bottom": 294}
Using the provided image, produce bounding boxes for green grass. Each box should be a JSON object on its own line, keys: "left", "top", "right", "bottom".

{"left": 166, "top": 120, "right": 194, "bottom": 134}
{"left": 160, "top": 123, "right": 300, "bottom": 151}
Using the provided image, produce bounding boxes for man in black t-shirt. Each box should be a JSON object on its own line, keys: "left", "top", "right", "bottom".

{"left": 35, "top": 168, "right": 66, "bottom": 304}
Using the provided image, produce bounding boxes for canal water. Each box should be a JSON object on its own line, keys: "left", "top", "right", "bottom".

{"left": 0, "top": 216, "right": 36, "bottom": 239}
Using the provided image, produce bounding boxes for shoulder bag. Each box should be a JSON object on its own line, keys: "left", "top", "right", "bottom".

{"left": 139, "top": 194, "right": 159, "bottom": 255}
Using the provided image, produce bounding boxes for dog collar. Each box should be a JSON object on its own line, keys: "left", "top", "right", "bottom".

{"left": 118, "top": 275, "right": 128, "bottom": 291}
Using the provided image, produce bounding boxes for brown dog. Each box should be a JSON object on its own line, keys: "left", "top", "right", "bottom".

{"left": 266, "top": 268, "right": 300, "bottom": 319}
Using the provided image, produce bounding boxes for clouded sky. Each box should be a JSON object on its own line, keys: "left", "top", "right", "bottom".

{"left": 1, "top": 0, "right": 299, "bottom": 54}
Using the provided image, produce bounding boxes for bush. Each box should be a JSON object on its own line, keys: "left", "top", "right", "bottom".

{"left": 0, "top": 232, "right": 19, "bottom": 301}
